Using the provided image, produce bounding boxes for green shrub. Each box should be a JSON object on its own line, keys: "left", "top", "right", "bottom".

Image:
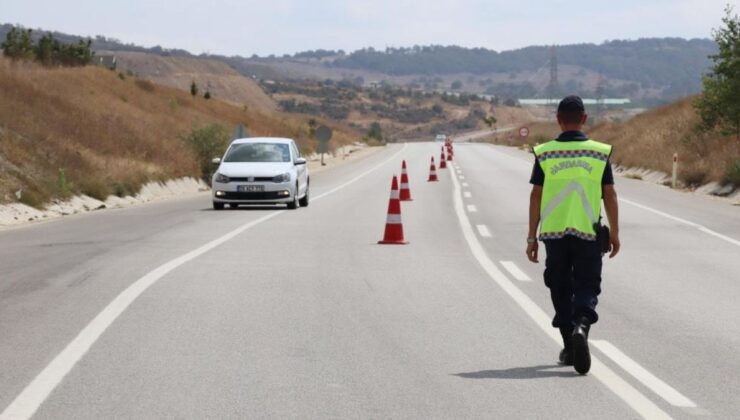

{"left": 724, "top": 159, "right": 740, "bottom": 186}
{"left": 182, "top": 124, "right": 230, "bottom": 180}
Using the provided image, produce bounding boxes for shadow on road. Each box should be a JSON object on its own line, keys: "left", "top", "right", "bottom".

{"left": 200, "top": 206, "right": 285, "bottom": 212}
{"left": 453, "top": 365, "right": 577, "bottom": 379}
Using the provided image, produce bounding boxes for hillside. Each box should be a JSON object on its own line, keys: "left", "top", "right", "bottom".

{"left": 490, "top": 97, "right": 739, "bottom": 189}
{"left": 106, "top": 51, "right": 277, "bottom": 112}
{"left": 263, "top": 78, "right": 535, "bottom": 139}
{"left": 0, "top": 58, "right": 358, "bottom": 207}
{"left": 231, "top": 39, "right": 718, "bottom": 105}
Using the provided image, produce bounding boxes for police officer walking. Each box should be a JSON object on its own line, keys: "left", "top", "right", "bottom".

{"left": 526, "top": 95, "right": 620, "bottom": 375}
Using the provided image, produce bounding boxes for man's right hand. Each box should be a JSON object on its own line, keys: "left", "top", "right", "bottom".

{"left": 526, "top": 241, "right": 539, "bottom": 263}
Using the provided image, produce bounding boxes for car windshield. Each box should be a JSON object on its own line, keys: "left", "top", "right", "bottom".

{"left": 224, "top": 143, "right": 291, "bottom": 163}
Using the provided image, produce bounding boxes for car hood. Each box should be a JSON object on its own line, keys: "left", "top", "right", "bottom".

{"left": 217, "top": 162, "right": 294, "bottom": 177}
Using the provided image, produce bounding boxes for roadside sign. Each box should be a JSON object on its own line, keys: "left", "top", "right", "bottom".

{"left": 231, "top": 123, "right": 249, "bottom": 140}
{"left": 519, "top": 127, "right": 530, "bottom": 138}
{"left": 315, "top": 126, "right": 333, "bottom": 142}
{"left": 315, "top": 125, "right": 333, "bottom": 166}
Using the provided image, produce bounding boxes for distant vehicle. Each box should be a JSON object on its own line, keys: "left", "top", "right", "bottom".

{"left": 211, "top": 137, "right": 309, "bottom": 210}
{"left": 435, "top": 134, "right": 447, "bottom": 142}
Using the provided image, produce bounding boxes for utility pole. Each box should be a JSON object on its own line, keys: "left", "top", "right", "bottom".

{"left": 546, "top": 45, "right": 560, "bottom": 107}
{"left": 595, "top": 73, "right": 606, "bottom": 123}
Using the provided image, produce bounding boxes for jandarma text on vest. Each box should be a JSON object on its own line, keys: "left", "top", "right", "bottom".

{"left": 549, "top": 159, "right": 594, "bottom": 176}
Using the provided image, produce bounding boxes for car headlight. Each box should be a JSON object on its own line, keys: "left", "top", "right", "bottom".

{"left": 214, "top": 173, "right": 230, "bottom": 183}
{"left": 273, "top": 172, "right": 291, "bottom": 183}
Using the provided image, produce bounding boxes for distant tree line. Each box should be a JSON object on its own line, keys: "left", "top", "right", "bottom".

{"left": 328, "top": 39, "right": 716, "bottom": 99}
{"left": 1, "top": 26, "right": 93, "bottom": 66}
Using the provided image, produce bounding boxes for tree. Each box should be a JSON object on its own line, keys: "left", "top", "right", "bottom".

{"left": 1, "top": 27, "right": 34, "bottom": 60}
{"left": 366, "top": 122, "right": 383, "bottom": 141}
{"left": 694, "top": 6, "right": 740, "bottom": 140}
{"left": 483, "top": 115, "right": 497, "bottom": 130}
{"left": 204, "top": 90, "right": 211, "bottom": 100}
{"left": 190, "top": 81, "right": 198, "bottom": 97}
{"left": 451, "top": 80, "right": 463, "bottom": 90}
{"left": 307, "top": 118, "right": 317, "bottom": 138}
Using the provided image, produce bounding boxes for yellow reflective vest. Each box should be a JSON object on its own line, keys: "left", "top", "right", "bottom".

{"left": 533, "top": 139, "right": 612, "bottom": 241}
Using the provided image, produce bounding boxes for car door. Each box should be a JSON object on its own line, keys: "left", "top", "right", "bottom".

{"left": 291, "top": 141, "right": 308, "bottom": 195}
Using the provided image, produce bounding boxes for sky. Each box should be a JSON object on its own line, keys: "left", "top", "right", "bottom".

{"left": 1, "top": 0, "right": 732, "bottom": 56}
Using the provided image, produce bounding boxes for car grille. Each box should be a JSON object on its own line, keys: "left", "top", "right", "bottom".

{"left": 220, "top": 191, "right": 287, "bottom": 200}
{"left": 228, "top": 176, "right": 274, "bottom": 182}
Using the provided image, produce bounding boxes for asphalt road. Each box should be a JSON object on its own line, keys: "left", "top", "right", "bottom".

{"left": 0, "top": 142, "right": 738, "bottom": 419}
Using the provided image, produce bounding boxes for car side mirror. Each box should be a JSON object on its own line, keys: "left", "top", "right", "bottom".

{"left": 294, "top": 157, "right": 307, "bottom": 165}
{"left": 211, "top": 157, "right": 221, "bottom": 164}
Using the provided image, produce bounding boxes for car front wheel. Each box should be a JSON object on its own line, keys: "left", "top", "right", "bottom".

{"left": 299, "top": 184, "right": 309, "bottom": 208}
{"left": 213, "top": 201, "right": 225, "bottom": 210}
{"left": 287, "top": 185, "right": 299, "bottom": 210}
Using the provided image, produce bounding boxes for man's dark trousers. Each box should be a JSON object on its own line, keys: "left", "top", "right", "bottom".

{"left": 543, "top": 236, "right": 602, "bottom": 328}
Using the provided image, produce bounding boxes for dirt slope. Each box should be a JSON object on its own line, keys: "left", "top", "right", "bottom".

{"left": 107, "top": 51, "right": 277, "bottom": 112}
{"left": 0, "top": 58, "right": 356, "bottom": 206}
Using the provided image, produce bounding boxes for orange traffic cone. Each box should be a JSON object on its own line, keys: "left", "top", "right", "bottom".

{"left": 378, "top": 175, "right": 408, "bottom": 245}
{"left": 439, "top": 147, "right": 447, "bottom": 169}
{"left": 399, "top": 160, "right": 413, "bottom": 201}
{"left": 446, "top": 144, "right": 454, "bottom": 161}
{"left": 428, "top": 156, "right": 439, "bottom": 182}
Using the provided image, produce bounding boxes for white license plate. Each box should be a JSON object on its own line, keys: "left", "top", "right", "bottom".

{"left": 237, "top": 185, "right": 264, "bottom": 192}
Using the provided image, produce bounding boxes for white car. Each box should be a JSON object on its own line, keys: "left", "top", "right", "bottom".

{"left": 211, "top": 137, "right": 309, "bottom": 210}
{"left": 435, "top": 134, "right": 447, "bottom": 142}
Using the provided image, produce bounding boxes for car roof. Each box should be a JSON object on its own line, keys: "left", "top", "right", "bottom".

{"left": 230, "top": 137, "right": 294, "bottom": 145}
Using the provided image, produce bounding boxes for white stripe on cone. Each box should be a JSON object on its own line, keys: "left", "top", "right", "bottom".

{"left": 390, "top": 190, "right": 400, "bottom": 199}
{"left": 386, "top": 214, "right": 402, "bottom": 224}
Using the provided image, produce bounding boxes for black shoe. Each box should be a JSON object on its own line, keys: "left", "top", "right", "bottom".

{"left": 558, "top": 327, "right": 574, "bottom": 366}
{"left": 572, "top": 319, "right": 591, "bottom": 375}
{"left": 559, "top": 349, "right": 574, "bottom": 366}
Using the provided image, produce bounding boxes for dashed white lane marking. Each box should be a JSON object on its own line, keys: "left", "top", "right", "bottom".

{"left": 463, "top": 191, "right": 472, "bottom": 198}
{"left": 448, "top": 168, "right": 673, "bottom": 420}
{"left": 621, "top": 198, "right": 740, "bottom": 247}
{"left": 592, "top": 340, "right": 697, "bottom": 408}
{"left": 459, "top": 175, "right": 465, "bottom": 180}
{"left": 0, "top": 145, "right": 410, "bottom": 420}
{"left": 462, "top": 182, "right": 469, "bottom": 187}
{"left": 466, "top": 204, "right": 478, "bottom": 213}
{"left": 476, "top": 224, "right": 492, "bottom": 237}
{"left": 500, "top": 261, "right": 532, "bottom": 282}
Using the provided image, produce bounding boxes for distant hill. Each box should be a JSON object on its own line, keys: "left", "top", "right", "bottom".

{"left": 0, "top": 23, "right": 717, "bottom": 105}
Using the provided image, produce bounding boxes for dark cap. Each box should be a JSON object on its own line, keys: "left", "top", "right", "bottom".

{"left": 557, "top": 95, "right": 585, "bottom": 113}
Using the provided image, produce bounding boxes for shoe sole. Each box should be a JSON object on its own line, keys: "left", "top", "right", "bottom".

{"left": 572, "top": 332, "right": 591, "bottom": 375}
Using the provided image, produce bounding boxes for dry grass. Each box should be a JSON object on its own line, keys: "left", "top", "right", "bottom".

{"left": 0, "top": 58, "right": 358, "bottom": 206}
{"left": 482, "top": 99, "right": 740, "bottom": 187}
{"left": 590, "top": 97, "right": 739, "bottom": 187}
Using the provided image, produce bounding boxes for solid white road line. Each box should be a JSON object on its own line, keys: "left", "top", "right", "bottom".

{"left": 476, "top": 224, "right": 492, "bottom": 237}
{"left": 0, "top": 144, "right": 409, "bottom": 420}
{"left": 500, "top": 261, "right": 532, "bottom": 282}
{"left": 466, "top": 204, "right": 478, "bottom": 213}
{"left": 463, "top": 191, "right": 472, "bottom": 198}
{"left": 621, "top": 197, "right": 740, "bottom": 247}
{"left": 592, "top": 340, "right": 697, "bottom": 408}
{"left": 447, "top": 168, "right": 674, "bottom": 420}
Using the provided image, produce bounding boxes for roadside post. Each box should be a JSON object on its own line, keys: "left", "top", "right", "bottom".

{"left": 672, "top": 152, "right": 678, "bottom": 189}
{"left": 519, "top": 127, "right": 530, "bottom": 142}
{"left": 315, "top": 125, "right": 333, "bottom": 166}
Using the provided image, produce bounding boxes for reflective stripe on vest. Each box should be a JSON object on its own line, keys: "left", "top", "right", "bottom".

{"left": 533, "top": 139, "right": 612, "bottom": 241}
